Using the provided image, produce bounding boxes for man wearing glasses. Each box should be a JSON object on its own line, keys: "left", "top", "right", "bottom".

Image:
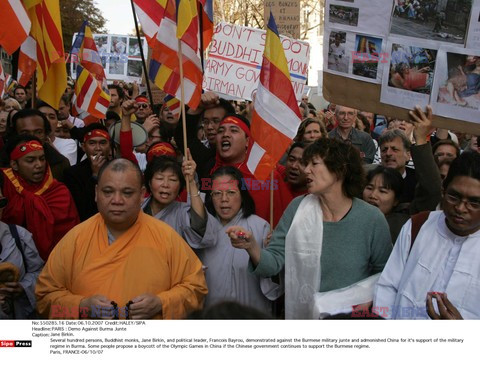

{"left": 374, "top": 151, "right": 480, "bottom": 319}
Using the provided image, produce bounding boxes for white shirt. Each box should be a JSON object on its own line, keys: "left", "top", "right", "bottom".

{"left": 68, "top": 114, "right": 85, "bottom": 128}
{"left": 374, "top": 211, "right": 480, "bottom": 319}
{"left": 52, "top": 137, "right": 78, "bottom": 166}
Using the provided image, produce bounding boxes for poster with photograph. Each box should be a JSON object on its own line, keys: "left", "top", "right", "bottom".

{"left": 108, "top": 55, "right": 126, "bottom": 75}
{"left": 128, "top": 38, "right": 142, "bottom": 58}
{"left": 352, "top": 34, "right": 384, "bottom": 82}
{"left": 391, "top": 0, "right": 472, "bottom": 45}
{"left": 110, "top": 36, "right": 127, "bottom": 54}
{"left": 323, "top": 29, "right": 385, "bottom": 84}
{"left": 127, "top": 60, "right": 143, "bottom": 78}
{"left": 431, "top": 47, "right": 480, "bottom": 123}
{"left": 325, "top": 0, "right": 393, "bottom": 35}
{"left": 381, "top": 37, "right": 438, "bottom": 109}
{"left": 466, "top": 0, "right": 480, "bottom": 49}
{"left": 327, "top": 31, "right": 349, "bottom": 73}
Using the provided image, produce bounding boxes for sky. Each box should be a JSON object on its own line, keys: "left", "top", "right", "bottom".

{"left": 95, "top": 0, "right": 135, "bottom": 35}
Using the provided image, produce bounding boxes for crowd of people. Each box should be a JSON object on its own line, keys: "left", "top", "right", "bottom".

{"left": 0, "top": 80, "right": 479, "bottom": 320}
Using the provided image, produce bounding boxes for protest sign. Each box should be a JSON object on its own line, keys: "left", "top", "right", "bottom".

{"left": 264, "top": 1, "right": 301, "bottom": 39}
{"left": 203, "top": 22, "right": 310, "bottom": 101}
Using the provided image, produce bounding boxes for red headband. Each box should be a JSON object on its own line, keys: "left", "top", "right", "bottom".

{"left": 220, "top": 116, "right": 250, "bottom": 137}
{"left": 10, "top": 141, "right": 44, "bottom": 161}
{"left": 147, "top": 142, "right": 177, "bottom": 162}
{"left": 135, "top": 96, "right": 149, "bottom": 104}
{"left": 84, "top": 129, "right": 110, "bottom": 143}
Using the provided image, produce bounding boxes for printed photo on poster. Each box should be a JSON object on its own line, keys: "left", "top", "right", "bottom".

{"left": 109, "top": 55, "right": 125, "bottom": 75}
{"left": 93, "top": 35, "right": 108, "bottom": 68}
{"left": 353, "top": 35, "right": 383, "bottom": 80}
{"left": 111, "top": 36, "right": 127, "bottom": 54}
{"left": 328, "top": 31, "right": 349, "bottom": 73}
{"left": 388, "top": 43, "right": 437, "bottom": 95}
{"left": 431, "top": 47, "right": 480, "bottom": 124}
{"left": 128, "top": 38, "right": 141, "bottom": 58}
{"left": 391, "top": 0, "right": 472, "bottom": 45}
{"left": 381, "top": 37, "right": 438, "bottom": 109}
{"left": 329, "top": 4, "right": 359, "bottom": 27}
{"left": 127, "top": 60, "right": 143, "bottom": 77}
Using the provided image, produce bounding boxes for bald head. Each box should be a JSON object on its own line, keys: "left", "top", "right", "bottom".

{"left": 97, "top": 158, "right": 143, "bottom": 188}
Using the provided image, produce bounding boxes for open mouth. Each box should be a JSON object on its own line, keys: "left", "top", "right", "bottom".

{"left": 221, "top": 141, "right": 231, "bottom": 151}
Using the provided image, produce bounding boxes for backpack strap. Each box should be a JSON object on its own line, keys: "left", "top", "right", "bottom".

{"left": 8, "top": 224, "right": 28, "bottom": 273}
{"left": 409, "top": 211, "right": 431, "bottom": 255}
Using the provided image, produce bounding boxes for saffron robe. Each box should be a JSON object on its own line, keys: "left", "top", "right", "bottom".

{"left": 35, "top": 212, "right": 207, "bottom": 319}
{"left": 1, "top": 168, "right": 79, "bottom": 261}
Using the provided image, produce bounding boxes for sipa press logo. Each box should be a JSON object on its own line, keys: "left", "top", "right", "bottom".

{"left": 0, "top": 340, "right": 32, "bottom": 348}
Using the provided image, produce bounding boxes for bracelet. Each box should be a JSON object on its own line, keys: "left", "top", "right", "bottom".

{"left": 190, "top": 191, "right": 201, "bottom": 197}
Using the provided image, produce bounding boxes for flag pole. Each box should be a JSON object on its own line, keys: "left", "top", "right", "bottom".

{"left": 270, "top": 169, "right": 274, "bottom": 229}
{"left": 31, "top": 72, "right": 36, "bottom": 108}
{"left": 129, "top": 0, "right": 155, "bottom": 108}
{"left": 178, "top": 39, "right": 190, "bottom": 193}
{"left": 198, "top": 2, "right": 205, "bottom": 71}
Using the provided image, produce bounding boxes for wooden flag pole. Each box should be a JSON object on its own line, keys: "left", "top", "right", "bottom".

{"left": 270, "top": 169, "right": 274, "bottom": 229}
{"left": 129, "top": 0, "right": 155, "bottom": 108}
{"left": 31, "top": 72, "right": 36, "bottom": 108}
{"left": 178, "top": 39, "right": 190, "bottom": 194}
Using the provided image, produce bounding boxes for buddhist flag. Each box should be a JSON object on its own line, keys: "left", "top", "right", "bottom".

{"left": 133, "top": 0, "right": 167, "bottom": 48}
{"left": 0, "top": 0, "right": 31, "bottom": 54}
{"left": 17, "top": 35, "right": 37, "bottom": 86}
{"left": 71, "top": 21, "right": 110, "bottom": 121}
{"left": 149, "top": 0, "right": 202, "bottom": 109}
{"left": 176, "top": 0, "right": 199, "bottom": 51}
{"left": 163, "top": 94, "right": 181, "bottom": 119}
{"left": 247, "top": 13, "right": 302, "bottom": 181}
{"left": 26, "top": 0, "right": 67, "bottom": 109}
{"left": 198, "top": 0, "right": 213, "bottom": 50}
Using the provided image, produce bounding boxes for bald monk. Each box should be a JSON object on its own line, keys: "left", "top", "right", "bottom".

{"left": 35, "top": 159, "right": 207, "bottom": 319}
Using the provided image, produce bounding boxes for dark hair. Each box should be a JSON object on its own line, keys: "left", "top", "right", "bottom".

{"left": 442, "top": 151, "right": 480, "bottom": 191}
{"left": 295, "top": 118, "right": 327, "bottom": 142}
{"left": 107, "top": 84, "right": 125, "bottom": 100}
{"left": 201, "top": 98, "right": 236, "bottom": 120}
{"left": 366, "top": 166, "right": 404, "bottom": 200}
{"left": 60, "top": 94, "right": 71, "bottom": 106}
{"left": 356, "top": 113, "right": 371, "bottom": 133}
{"left": 36, "top": 100, "right": 57, "bottom": 113}
{"left": 205, "top": 166, "right": 255, "bottom": 219}
{"left": 6, "top": 134, "right": 43, "bottom": 160}
{"left": 9, "top": 108, "right": 52, "bottom": 137}
{"left": 144, "top": 156, "right": 185, "bottom": 194}
{"left": 13, "top": 86, "right": 26, "bottom": 95}
{"left": 288, "top": 141, "right": 306, "bottom": 155}
{"left": 302, "top": 137, "right": 366, "bottom": 198}
{"left": 432, "top": 139, "right": 460, "bottom": 158}
{"left": 97, "top": 158, "right": 143, "bottom": 187}
{"left": 378, "top": 129, "right": 411, "bottom": 151}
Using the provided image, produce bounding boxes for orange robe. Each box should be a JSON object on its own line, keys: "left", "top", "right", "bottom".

{"left": 35, "top": 212, "right": 208, "bottom": 319}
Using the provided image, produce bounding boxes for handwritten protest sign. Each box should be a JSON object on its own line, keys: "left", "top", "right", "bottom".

{"left": 203, "top": 22, "right": 310, "bottom": 101}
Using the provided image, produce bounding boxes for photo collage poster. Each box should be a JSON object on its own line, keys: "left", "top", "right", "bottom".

{"left": 323, "top": 0, "right": 480, "bottom": 124}
{"left": 71, "top": 33, "right": 147, "bottom": 84}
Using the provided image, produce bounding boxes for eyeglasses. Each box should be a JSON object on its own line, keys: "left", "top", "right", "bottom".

{"left": 444, "top": 192, "right": 480, "bottom": 211}
{"left": 202, "top": 119, "right": 222, "bottom": 126}
{"left": 211, "top": 190, "right": 239, "bottom": 199}
{"left": 137, "top": 103, "right": 149, "bottom": 109}
{"left": 0, "top": 197, "right": 7, "bottom": 209}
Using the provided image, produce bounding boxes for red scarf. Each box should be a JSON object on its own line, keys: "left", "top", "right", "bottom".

{"left": 1, "top": 167, "right": 80, "bottom": 261}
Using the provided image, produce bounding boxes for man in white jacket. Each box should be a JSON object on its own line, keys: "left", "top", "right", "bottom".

{"left": 374, "top": 151, "right": 480, "bottom": 319}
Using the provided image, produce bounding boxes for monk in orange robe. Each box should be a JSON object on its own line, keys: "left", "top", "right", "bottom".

{"left": 1, "top": 136, "right": 79, "bottom": 261}
{"left": 36, "top": 159, "right": 207, "bottom": 319}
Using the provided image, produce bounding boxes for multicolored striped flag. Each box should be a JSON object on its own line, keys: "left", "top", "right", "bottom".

{"left": 163, "top": 94, "right": 181, "bottom": 119}
{"left": 4, "top": 74, "right": 17, "bottom": 95}
{"left": 247, "top": 13, "right": 302, "bottom": 181}
{"left": 176, "top": 0, "right": 198, "bottom": 51}
{"left": 71, "top": 21, "right": 110, "bottom": 121}
{"left": 133, "top": 0, "right": 167, "bottom": 48}
{"left": 198, "top": 0, "right": 213, "bottom": 51}
{"left": 25, "top": 0, "right": 67, "bottom": 109}
{"left": 148, "top": 0, "right": 202, "bottom": 109}
{"left": 0, "top": 0, "right": 31, "bottom": 54}
{"left": 17, "top": 35, "right": 37, "bottom": 86}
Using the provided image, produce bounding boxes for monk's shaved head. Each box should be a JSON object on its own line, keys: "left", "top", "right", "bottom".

{"left": 97, "top": 158, "right": 143, "bottom": 188}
